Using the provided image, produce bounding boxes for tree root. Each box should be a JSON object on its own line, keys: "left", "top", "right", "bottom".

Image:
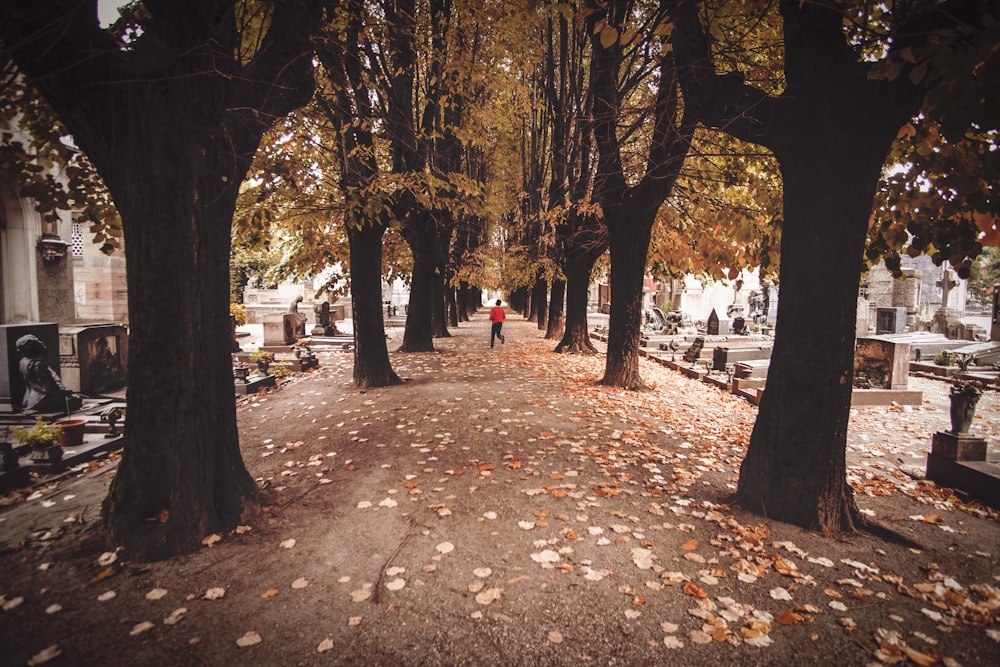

{"left": 851, "top": 510, "right": 924, "bottom": 550}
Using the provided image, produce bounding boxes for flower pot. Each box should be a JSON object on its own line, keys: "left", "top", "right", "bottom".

{"left": 948, "top": 394, "right": 980, "bottom": 435}
{"left": 54, "top": 418, "right": 87, "bottom": 447}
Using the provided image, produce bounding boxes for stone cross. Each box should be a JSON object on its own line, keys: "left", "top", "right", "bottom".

{"left": 937, "top": 267, "right": 958, "bottom": 309}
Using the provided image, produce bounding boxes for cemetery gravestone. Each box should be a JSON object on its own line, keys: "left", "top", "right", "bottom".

{"left": 0, "top": 323, "right": 59, "bottom": 413}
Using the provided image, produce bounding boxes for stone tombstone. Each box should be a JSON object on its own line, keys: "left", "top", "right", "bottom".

{"left": 706, "top": 309, "right": 720, "bottom": 336}
{"left": 682, "top": 337, "right": 705, "bottom": 364}
{"left": 58, "top": 324, "right": 129, "bottom": 395}
{"left": 312, "top": 301, "right": 337, "bottom": 336}
{"left": 853, "top": 337, "right": 911, "bottom": 390}
{"left": 0, "top": 323, "right": 59, "bottom": 413}
{"left": 875, "top": 307, "right": 906, "bottom": 335}
{"left": 263, "top": 313, "right": 299, "bottom": 346}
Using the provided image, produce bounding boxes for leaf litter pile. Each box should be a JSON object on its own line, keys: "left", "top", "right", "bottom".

{"left": 1, "top": 318, "right": 998, "bottom": 666}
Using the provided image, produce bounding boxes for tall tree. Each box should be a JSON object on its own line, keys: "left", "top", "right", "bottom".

{"left": 316, "top": 0, "right": 401, "bottom": 388}
{"left": 0, "top": 0, "right": 320, "bottom": 559}
{"left": 676, "top": 0, "right": 998, "bottom": 533}
{"left": 588, "top": 0, "right": 696, "bottom": 389}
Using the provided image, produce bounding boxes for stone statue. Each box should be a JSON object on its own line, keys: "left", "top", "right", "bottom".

{"left": 16, "top": 334, "right": 83, "bottom": 414}
{"left": 287, "top": 295, "right": 307, "bottom": 338}
{"left": 312, "top": 301, "right": 338, "bottom": 336}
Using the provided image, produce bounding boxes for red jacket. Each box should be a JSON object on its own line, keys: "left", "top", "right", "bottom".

{"left": 489, "top": 305, "right": 506, "bottom": 323}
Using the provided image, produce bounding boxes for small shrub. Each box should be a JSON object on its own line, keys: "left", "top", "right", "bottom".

{"left": 230, "top": 303, "right": 248, "bottom": 326}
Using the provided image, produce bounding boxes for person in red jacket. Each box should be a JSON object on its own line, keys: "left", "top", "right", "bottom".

{"left": 489, "top": 299, "right": 506, "bottom": 348}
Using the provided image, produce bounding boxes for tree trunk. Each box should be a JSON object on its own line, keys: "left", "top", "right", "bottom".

{"left": 348, "top": 223, "right": 401, "bottom": 388}
{"left": 432, "top": 269, "right": 451, "bottom": 338}
{"left": 734, "top": 77, "right": 915, "bottom": 533}
{"left": 510, "top": 287, "right": 528, "bottom": 314}
{"left": 533, "top": 277, "right": 549, "bottom": 331}
{"left": 600, "top": 212, "right": 653, "bottom": 389}
{"left": 399, "top": 214, "right": 436, "bottom": 351}
{"left": 545, "top": 278, "right": 565, "bottom": 340}
{"left": 457, "top": 281, "right": 470, "bottom": 322}
{"left": 102, "top": 132, "right": 257, "bottom": 560}
{"left": 556, "top": 254, "right": 598, "bottom": 354}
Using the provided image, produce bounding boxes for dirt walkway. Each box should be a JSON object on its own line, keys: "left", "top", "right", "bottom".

{"left": 1, "top": 314, "right": 998, "bottom": 666}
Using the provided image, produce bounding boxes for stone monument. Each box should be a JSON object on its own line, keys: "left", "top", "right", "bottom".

{"left": 16, "top": 334, "right": 82, "bottom": 414}
{"left": 312, "top": 301, "right": 338, "bottom": 336}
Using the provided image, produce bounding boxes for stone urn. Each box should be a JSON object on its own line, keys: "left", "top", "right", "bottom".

{"left": 948, "top": 381, "right": 983, "bottom": 435}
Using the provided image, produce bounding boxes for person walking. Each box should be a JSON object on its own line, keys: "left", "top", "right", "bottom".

{"left": 489, "top": 299, "right": 506, "bottom": 348}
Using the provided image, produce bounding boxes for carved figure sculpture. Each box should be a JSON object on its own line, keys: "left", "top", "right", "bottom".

{"left": 16, "top": 334, "right": 82, "bottom": 413}
{"left": 288, "top": 295, "right": 307, "bottom": 338}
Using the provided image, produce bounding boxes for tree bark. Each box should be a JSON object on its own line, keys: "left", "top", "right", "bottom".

{"left": 399, "top": 214, "right": 436, "bottom": 351}
{"left": 1, "top": 0, "right": 317, "bottom": 560}
{"left": 533, "top": 277, "right": 549, "bottom": 331}
{"left": 555, "top": 255, "right": 598, "bottom": 354}
{"left": 545, "top": 278, "right": 565, "bottom": 340}
{"left": 600, "top": 215, "right": 654, "bottom": 389}
{"left": 348, "top": 223, "right": 402, "bottom": 388}
{"left": 670, "top": 0, "right": 925, "bottom": 533}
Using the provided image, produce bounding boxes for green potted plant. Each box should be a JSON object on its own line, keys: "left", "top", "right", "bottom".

{"left": 948, "top": 380, "right": 984, "bottom": 435}
{"left": 11, "top": 418, "right": 62, "bottom": 462}
{"left": 249, "top": 349, "right": 273, "bottom": 373}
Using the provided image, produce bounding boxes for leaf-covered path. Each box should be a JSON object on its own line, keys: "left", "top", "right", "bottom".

{"left": 2, "top": 314, "right": 998, "bottom": 666}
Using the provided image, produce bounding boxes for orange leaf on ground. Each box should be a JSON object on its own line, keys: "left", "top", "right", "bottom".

{"left": 774, "top": 610, "right": 806, "bottom": 625}
{"left": 680, "top": 539, "right": 698, "bottom": 551}
{"left": 683, "top": 582, "right": 708, "bottom": 598}
{"left": 261, "top": 589, "right": 279, "bottom": 599}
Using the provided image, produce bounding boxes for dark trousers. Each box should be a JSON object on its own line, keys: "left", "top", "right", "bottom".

{"left": 491, "top": 322, "right": 504, "bottom": 347}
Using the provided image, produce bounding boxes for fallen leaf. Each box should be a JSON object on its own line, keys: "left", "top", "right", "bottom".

{"left": 145, "top": 588, "right": 168, "bottom": 601}
{"left": 663, "top": 636, "right": 684, "bottom": 649}
{"left": 385, "top": 578, "right": 406, "bottom": 591}
{"left": 624, "top": 609, "right": 641, "bottom": 619}
{"left": 531, "top": 549, "right": 561, "bottom": 564}
{"left": 97, "top": 591, "right": 116, "bottom": 602}
{"left": 279, "top": 539, "right": 296, "bottom": 549}
{"left": 291, "top": 577, "right": 309, "bottom": 590}
{"left": 89, "top": 567, "right": 114, "bottom": 584}
{"left": 473, "top": 567, "right": 492, "bottom": 578}
{"left": 204, "top": 587, "right": 226, "bottom": 600}
{"left": 475, "top": 588, "right": 502, "bottom": 605}
{"left": 45, "top": 604, "right": 62, "bottom": 615}
{"left": 661, "top": 622, "right": 680, "bottom": 633}
{"left": 770, "top": 587, "right": 793, "bottom": 601}
{"left": 130, "top": 621, "right": 155, "bottom": 636}
{"left": 350, "top": 588, "right": 372, "bottom": 602}
{"left": 235, "top": 631, "right": 262, "bottom": 647}
{"left": 435, "top": 542, "right": 454, "bottom": 554}
{"left": 261, "top": 589, "right": 279, "bottom": 599}
{"left": 348, "top": 616, "right": 362, "bottom": 626}
{"left": 774, "top": 609, "right": 806, "bottom": 625}
{"left": 97, "top": 549, "right": 120, "bottom": 566}
{"left": 689, "top": 629, "right": 713, "bottom": 645}
{"left": 680, "top": 539, "right": 698, "bottom": 551}
{"left": 317, "top": 638, "right": 334, "bottom": 653}
{"left": 164, "top": 608, "right": 188, "bottom": 625}
{"left": 27, "top": 645, "right": 61, "bottom": 666}
{"left": 683, "top": 582, "right": 708, "bottom": 598}
{"left": 201, "top": 534, "right": 221, "bottom": 547}
{"left": 548, "top": 630, "right": 563, "bottom": 644}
